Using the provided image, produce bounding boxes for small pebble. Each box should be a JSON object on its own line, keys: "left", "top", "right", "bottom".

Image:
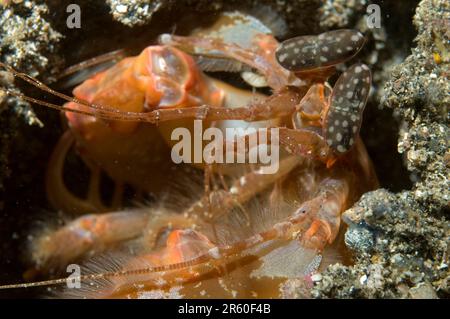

{"left": 311, "top": 274, "right": 322, "bottom": 282}
{"left": 116, "top": 4, "right": 128, "bottom": 13}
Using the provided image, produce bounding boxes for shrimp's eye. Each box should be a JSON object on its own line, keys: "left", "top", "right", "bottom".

{"left": 275, "top": 29, "right": 366, "bottom": 72}
{"left": 324, "top": 63, "right": 371, "bottom": 154}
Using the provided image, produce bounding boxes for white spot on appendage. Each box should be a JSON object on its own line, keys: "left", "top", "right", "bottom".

{"left": 208, "top": 247, "right": 221, "bottom": 259}
{"left": 346, "top": 91, "right": 353, "bottom": 99}
{"left": 274, "top": 222, "right": 291, "bottom": 235}
{"left": 230, "top": 186, "right": 238, "bottom": 194}
{"left": 355, "top": 66, "right": 362, "bottom": 73}
{"left": 351, "top": 35, "right": 360, "bottom": 42}
{"left": 285, "top": 43, "right": 295, "bottom": 49}
{"left": 294, "top": 48, "right": 300, "bottom": 54}
{"left": 159, "top": 34, "right": 172, "bottom": 45}
{"left": 246, "top": 234, "right": 264, "bottom": 246}
{"left": 336, "top": 133, "right": 343, "bottom": 142}
{"left": 325, "top": 201, "right": 340, "bottom": 212}
{"left": 155, "top": 278, "right": 167, "bottom": 287}
{"left": 342, "top": 120, "right": 348, "bottom": 127}
{"left": 337, "top": 145, "right": 347, "bottom": 152}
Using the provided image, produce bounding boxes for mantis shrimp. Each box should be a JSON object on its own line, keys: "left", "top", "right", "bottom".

{"left": 0, "top": 11, "right": 378, "bottom": 298}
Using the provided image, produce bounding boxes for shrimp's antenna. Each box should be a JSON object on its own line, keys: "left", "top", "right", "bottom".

{"left": 0, "top": 61, "right": 120, "bottom": 114}
{"left": 0, "top": 254, "right": 213, "bottom": 290}
{"left": 57, "top": 49, "right": 127, "bottom": 80}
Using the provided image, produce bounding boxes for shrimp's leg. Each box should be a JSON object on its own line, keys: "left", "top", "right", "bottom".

{"left": 278, "top": 127, "right": 336, "bottom": 165}
{"left": 0, "top": 70, "right": 305, "bottom": 124}
{"left": 187, "top": 156, "right": 302, "bottom": 222}
{"left": 295, "top": 178, "right": 349, "bottom": 251}
{"left": 46, "top": 130, "right": 107, "bottom": 214}
{"left": 32, "top": 210, "right": 150, "bottom": 270}
{"left": 159, "top": 33, "right": 291, "bottom": 89}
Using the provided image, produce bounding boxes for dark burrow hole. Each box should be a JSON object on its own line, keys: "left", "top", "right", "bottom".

{"left": 0, "top": 1, "right": 419, "bottom": 297}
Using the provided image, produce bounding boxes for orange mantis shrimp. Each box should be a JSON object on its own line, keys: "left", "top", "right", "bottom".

{"left": 0, "top": 11, "right": 378, "bottom": 298}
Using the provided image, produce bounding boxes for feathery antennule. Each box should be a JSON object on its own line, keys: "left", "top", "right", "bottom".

{"left": 0, "top": 253, "right": 215, "bottom": 291}
{"left": 0, "top": 175, "right": 342, "bottom": 292}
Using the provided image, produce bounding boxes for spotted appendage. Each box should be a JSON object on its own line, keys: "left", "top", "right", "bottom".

{"left": 275, "top": 29, "right": 366, "bottom": 72}
{"left": 324, "top": 63, "right": 371, "bottom": 154}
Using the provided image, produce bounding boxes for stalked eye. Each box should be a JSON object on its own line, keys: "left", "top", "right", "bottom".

{"left": 324, "top": 63, "right": 371, "bottom": 154}
{"left": 275, "top": 29, "right": 366, "bottom": 72}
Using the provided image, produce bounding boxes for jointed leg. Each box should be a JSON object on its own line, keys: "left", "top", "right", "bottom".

{"left": 0, "top": 61, "right": 304, "bottom": 124}
{"left": 32, "top": 210, "right": 150, "bottom": 270}
{"left": 294, "top": 178, "right": 349, "bottom": 251}
{"left": 46, "top": 130, "right": 107, "bottom": 214}
{"left": 158, "top": 34, "right": 292, "bottom": 89}
{"left": 187, "top": 156, "right": 301, "bottom": 224}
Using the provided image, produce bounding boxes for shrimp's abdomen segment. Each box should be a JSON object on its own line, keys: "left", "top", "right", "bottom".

{"left": 324, "top": 63, "right": 371, "bottom": 154}
{"left": 275, "top": 29, "right": 366, "bottom": 72}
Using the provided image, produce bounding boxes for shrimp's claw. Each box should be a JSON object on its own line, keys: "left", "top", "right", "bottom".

{"left": 276, "top": 29, "right": 366, "bottom": 72}
{"left": 295, "top": 178, "right": 349, "bottom": 251}
{"left": 323, "top": 63, "right": 371, "bottom": 154}
{"left": 32, "top": 210, "right": 149, "bottom": 270}
{"left": 278, "top": 127, "right": 335, "bottom": 164}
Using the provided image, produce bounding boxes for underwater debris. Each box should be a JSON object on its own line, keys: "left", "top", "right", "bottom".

{"left": 318, "top": 0, "right": 367, "bottom": 30}
{"left": 0, "top": 0, "right": 62, "bottom": 125}
{"left": 0, "top": 0, "right": 62, "bottom": 212}
{"left": 106, "top": 0, "right": 166, "bottom": 27}
{"left": 0, "top": 1, "right": 62, "bottom": 77}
